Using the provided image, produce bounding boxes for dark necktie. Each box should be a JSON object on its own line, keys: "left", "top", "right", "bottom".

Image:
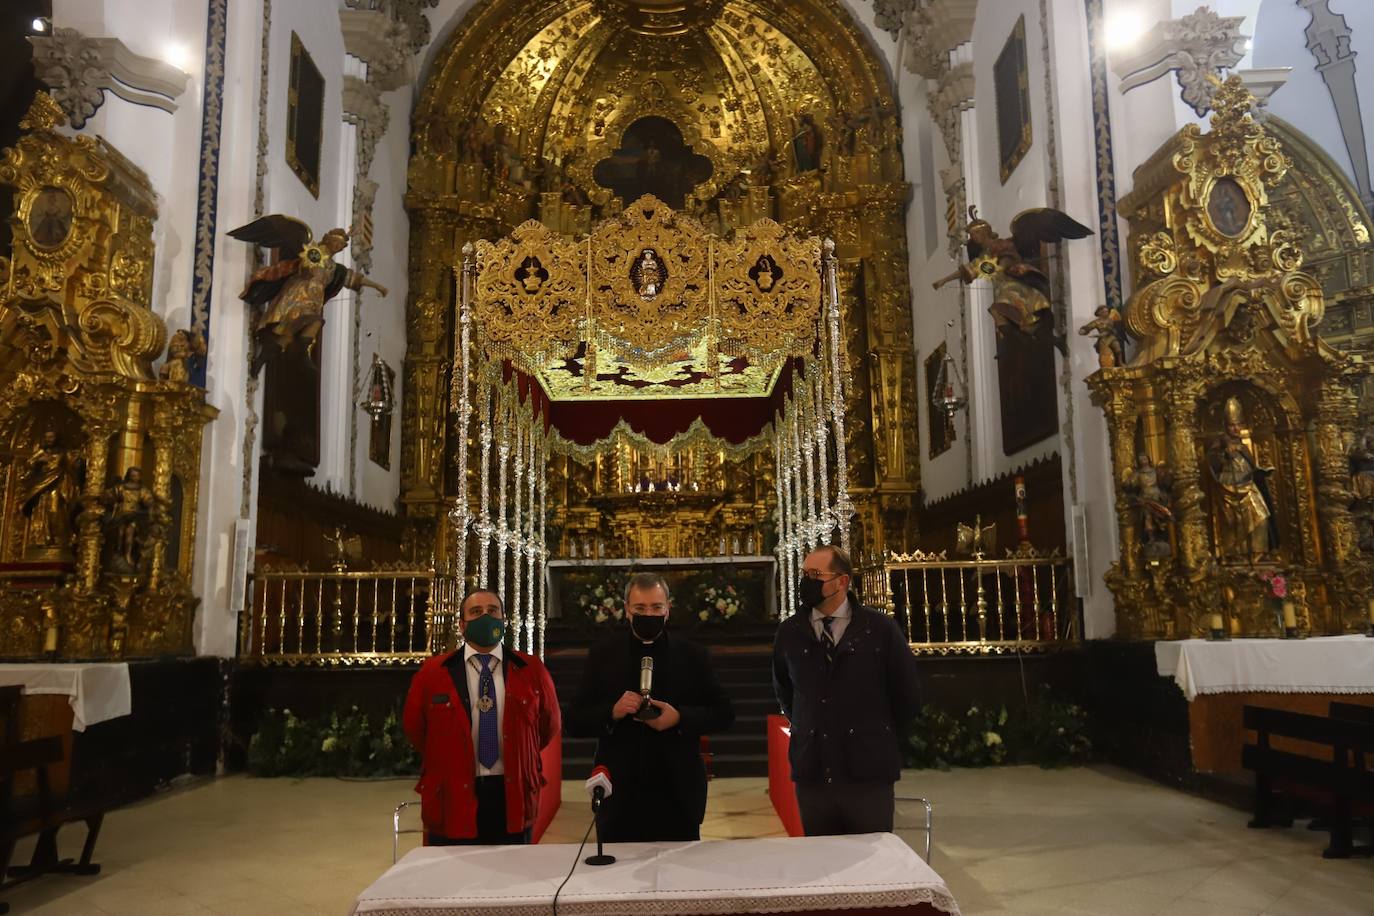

{"left": 476, "top": 655, "right": 499, "bottom": 769}
{"left": 820, "top": 616, "right": 836, "bottom": 662}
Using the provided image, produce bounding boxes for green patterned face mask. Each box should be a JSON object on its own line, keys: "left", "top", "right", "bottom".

{"left": 464, "top": 614, "right": 504, "bottom": 648}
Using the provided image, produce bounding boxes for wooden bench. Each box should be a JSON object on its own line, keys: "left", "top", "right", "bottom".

{"left": 0, "top": 685, "right": 106, "bottom": 913}
{"left": 1242, "top": 704, "right": 1374, "bottom": 859}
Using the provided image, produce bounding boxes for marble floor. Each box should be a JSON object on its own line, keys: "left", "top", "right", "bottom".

{"left": 5, "top": 765, "right": 1372, "bottom": 915}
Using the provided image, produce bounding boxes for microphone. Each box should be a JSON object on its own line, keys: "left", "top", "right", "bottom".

{"left": 634, "top": 657, "right": 661, "bottom": 721}
{"left": 583, "top": 765, "right": 615, "bottom": 867}
{"left": 584, "top": 765, "right": 612, "bottom": 811}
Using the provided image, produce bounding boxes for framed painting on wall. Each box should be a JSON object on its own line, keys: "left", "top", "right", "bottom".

{"left": 286, "top": 32, "right": 324, "bottom": 198}
{"left": 925, "top": 344, "right": 956, "bottom": 459}
{"left": 994, "top": 16, "right": 1032, "bottom": 184}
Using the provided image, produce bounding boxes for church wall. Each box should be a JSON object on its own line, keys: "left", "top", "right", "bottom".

{"left": 1253, "top": 0, "right": 1373, "bottom": 191}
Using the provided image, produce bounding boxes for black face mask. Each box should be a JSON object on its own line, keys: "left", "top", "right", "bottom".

{"left": 630, "top": 613, "right": 666, "bottom": 642}
{"left": 797, "top": 576, "right": 828, "bottom": 611}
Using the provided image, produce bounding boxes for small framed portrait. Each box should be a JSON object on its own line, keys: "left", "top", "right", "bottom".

{"left": 994, "top": 16, "right": 1033, "bottom": 184}
{"left": 1207, "top": 176, "right": 1252, "bottom": 238}
{"left": 286, "top": 32, "right": 325, "bottom": 198}
{"left": 28, "top": 186, "right": 74, "bottom": 249}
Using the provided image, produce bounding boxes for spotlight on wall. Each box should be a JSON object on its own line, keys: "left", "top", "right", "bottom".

{"left": 31, "top": 16, "right": 51, "bottom": 34}
{"left": 1103, "top": 9, "right": 1145, "bottom": 52}
{"left": 162, "top": 41, "right": 190, "bottom": 71}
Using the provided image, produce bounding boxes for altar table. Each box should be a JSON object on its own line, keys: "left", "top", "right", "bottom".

{"left": 0, "top": 662, "right": 131, "bottom": 731}
{"left": 1155, "top": 637, "right": 1374, "bottom": 774}
{"left": 351, "top": 833, "right": 960, "bottom": 916}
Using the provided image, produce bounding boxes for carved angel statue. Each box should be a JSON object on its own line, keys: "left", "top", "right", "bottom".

{"left": 228, "top": 216, "right": 389, "bottom": 375}
{"left": 1078, "top": 305, "right": 1126, "bottom": 368}
{"left": 159, "top": 329, "right": 207, "bottom": 383}
{"left": 933, "top": 206, "right": 1093, "bottom": 356}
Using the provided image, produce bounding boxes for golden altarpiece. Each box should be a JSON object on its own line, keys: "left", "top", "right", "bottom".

{"left": 1088, "top": 78, "right": 1371, "bottom": 639}
{"left": 0, "top": 94, "right": 216, "bottom": 658}
{"left": 401, "top": 0, "right": 921, "bottom": 568}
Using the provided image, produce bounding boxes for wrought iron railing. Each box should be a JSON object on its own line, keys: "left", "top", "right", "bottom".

{"left": 240, "top": 565, "right": 461, "bottom": 665}
{"left": 858, "top": 547, "right": 1078, "bottom": 654}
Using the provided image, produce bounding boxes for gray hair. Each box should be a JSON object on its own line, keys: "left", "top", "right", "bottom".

{"left": 624, "top": 572, "right": 671, "bottom": 605}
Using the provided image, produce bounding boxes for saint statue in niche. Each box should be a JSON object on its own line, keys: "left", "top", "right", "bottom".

{"left": 21, "top": 429, "right": 80, "bottom": 561}
{"left": 102, "top": 466, "right": 161, "bottom": 575}
{"left": 1124, "top": 452, "right": 1173, "bottom": 558}
{"left": 1207, "top": 397, "right": 1280, "bottom": 563}
{"left": 632, "top": 249, "right": 665, "bottom": 300}
{"left": 753, "top": 255, "right": 777, "bottom": 292}
{"left": 1207, "top": 177, "right": 1251, "bottom": 238}
{"left": 791, "top": 113, "right": 823, "bottom": 173}
{"left": 28, "top": 186, "right": 73, "bottom": 249}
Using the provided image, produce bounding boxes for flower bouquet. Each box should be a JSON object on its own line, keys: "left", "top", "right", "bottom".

{"left": 573, "top": 569, "right": 628, "bottom": 625}
{"left": 688, "top": 573, "right": 744, "bottom": 624}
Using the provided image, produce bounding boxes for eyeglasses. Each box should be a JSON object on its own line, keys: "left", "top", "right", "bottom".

{"left": 630, "top": 603, "right": 669, "bottom": 614}
{"left": 800, "top": 570, "right": 841, "bottom": 581}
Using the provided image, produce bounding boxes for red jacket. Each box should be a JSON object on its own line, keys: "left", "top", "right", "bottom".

{"left": 403, "top": 648, "right": 560, "bottom": 840}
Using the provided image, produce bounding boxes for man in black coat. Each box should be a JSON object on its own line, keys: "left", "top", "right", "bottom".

{"left": 772, "top": 544, "right": 921, "bottom": 836}
{"left": 568, "top": 572, "right": 735, "bottom": 842}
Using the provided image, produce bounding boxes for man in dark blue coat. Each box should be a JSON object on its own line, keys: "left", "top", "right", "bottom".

{"left": 772, "top": 544, "right": 922, "bottom": 836}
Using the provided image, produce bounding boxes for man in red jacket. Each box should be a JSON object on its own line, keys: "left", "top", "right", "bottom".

{"left": 404, "top": 589, "right": 560, "bottom": 844}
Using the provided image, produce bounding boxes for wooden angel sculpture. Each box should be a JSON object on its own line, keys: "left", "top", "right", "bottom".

{"left": 228, "top": 216, "right": 389, "bottom": 375}
{"left": 933, "top": 206, "right": 1093, "bottom": 356}
{"left": 1078, "top": 305, "right": 1126, "bottom": 368}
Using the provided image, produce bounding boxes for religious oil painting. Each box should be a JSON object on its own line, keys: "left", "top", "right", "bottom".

{"left": 1207, "top": 176, "right": 1252, "bottom": 238}
{"left": 994, "top": 16, "right": 1032, "bottom": 184}
{"left": 925, "top": 344, "right": 956, "bottom": 459}
{"left": 593, "top": 116, "right": 713, "bottom": 209}
{"left": 286, "top": 32, "right": 325, "bottom": 198}
{"left": 27, "top": 186, "right": 73, "bottom": 249}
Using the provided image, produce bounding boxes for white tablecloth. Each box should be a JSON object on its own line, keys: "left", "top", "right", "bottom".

{"left": 351, "top": 833, "right": 960, "bottom": 916}
{"left": 1155, "top": 636, "right": 1374, "bottom": 701}
{"left": 0, "top": 663, "right": 132, "bottom": 730}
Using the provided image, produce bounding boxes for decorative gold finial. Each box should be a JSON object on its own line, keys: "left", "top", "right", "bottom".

{"left": 19, "top": 91, "right": 67, "bottom": 131}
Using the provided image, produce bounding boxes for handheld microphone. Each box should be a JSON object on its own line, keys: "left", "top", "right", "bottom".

{"left": 634, "top": 656, "right": 662, "bottom": 721}
{"left": 584, "top": 765, "right": 612, "bottom": 811}
{"left": 639, "top": 656, "right": 653, "bottom": 696}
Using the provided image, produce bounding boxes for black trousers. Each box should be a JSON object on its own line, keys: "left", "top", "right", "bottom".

{"left": 427, "top": 775, "right": 532, "bottom": 846}
{"left": 599, "top": 788, "right": 700, "bottom": 843}
{"left": 794, "top": 779, "right": 895, "bottom": 836}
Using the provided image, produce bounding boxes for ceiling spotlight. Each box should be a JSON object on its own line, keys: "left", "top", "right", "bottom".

{"left": 1103, "top": 10, "right": 1145, "bottom": 52}
{"left": 31, "top": 17, "right": 50, "bottom": 33}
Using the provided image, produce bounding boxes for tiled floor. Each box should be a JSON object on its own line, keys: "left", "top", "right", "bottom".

{"left": 5, "top": 766, "right": 1372, "bottom": 915}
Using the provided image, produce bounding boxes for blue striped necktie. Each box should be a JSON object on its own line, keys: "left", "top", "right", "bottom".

{"left": 821, "top": 616, "right": 836, "bottom": 662}
{"left": 476, "top": 655, "right": 499, "bottom": 769}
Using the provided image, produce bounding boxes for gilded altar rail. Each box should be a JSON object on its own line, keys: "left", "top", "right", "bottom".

{"left": 239, "top": 567, "right": 461, "bottom": 665}
{"left": 857, "top": 549, "right": 1078, "bottom": 655}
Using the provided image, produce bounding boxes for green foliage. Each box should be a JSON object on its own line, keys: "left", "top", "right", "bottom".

{"left": 903, "top": 687, "right": 1092, "bottom": 770}
{"left": 247, "top": 705, "right": 419, "bottom": 778}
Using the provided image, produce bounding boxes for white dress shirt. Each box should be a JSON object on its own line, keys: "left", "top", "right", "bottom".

{"left": 810, "top": 598, "right": 852, "bottom": 645}
{"left": 464, "top": 642, "right": 505, "bottom": 776}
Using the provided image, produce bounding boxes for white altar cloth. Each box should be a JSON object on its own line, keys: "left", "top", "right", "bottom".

{"left": 1155, "top": 636, "right": 1374, "bottom": 701}
{"left": 351, "top": 832, "right": 960, "bottom": 916}
{"left": 0, "top": 662, "right": 132, "bottom": 730}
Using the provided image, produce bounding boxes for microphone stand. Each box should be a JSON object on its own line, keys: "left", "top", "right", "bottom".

{"left": 584, "top": 789, "right": 615, "bottom": 866}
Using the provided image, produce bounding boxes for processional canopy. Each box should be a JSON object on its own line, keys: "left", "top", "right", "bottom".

{"left": 468, "top": 194, "right": 823, "bottom": 405}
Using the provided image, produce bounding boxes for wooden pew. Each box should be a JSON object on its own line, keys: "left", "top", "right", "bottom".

{"left": 1242, "top": 704, "right": 1374, "bottom": 859}
{"left": 0, "top": 685, "right": 106, "bottom": 912}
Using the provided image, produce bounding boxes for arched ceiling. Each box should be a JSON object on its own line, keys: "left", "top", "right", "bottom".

{"left": 415, "top": 0, "right": 897, "bottom": 207}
